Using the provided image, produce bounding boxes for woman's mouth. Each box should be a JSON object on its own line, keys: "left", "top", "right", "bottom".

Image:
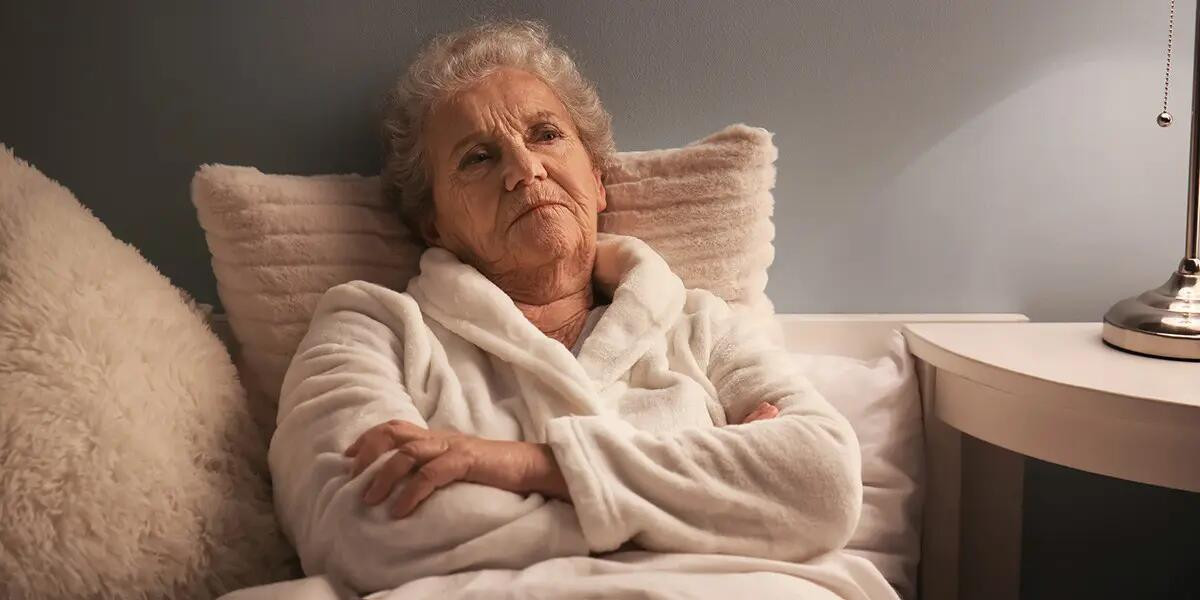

{"left": 510, "top": 203, "right": 565, "bottom": 227}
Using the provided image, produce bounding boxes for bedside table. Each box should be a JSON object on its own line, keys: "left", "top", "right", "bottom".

{"left": 900, "top": 322, "right": 1199, "bottom": 600}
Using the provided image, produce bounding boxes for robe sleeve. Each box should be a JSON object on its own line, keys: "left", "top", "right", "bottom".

{"left": 544, "top": 300, "right": 863, "bottom": 562}
{"left": 268, "top": 281, "right": 590, "bottom": 595}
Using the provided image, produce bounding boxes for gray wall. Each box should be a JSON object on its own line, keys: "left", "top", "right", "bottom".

{"left": 2, "top": 1, "right": 1196, "bottom": 597}
{"left": 4, "top": 0, "right": 1194, "bottom": 321}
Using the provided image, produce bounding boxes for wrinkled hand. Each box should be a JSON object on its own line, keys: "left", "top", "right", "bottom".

{"left": 344, "top": 420, "right": 563, "bottom": 519}
{"left": 736, "top": 401, "right": 780, "bottom": 425}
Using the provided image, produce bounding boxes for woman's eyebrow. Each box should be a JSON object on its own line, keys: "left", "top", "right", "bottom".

{"left": 526, "top": 110, "right": 560, "bottom": 125}
{"left": 450, "top": 133, "right": 484, "bottom": 159}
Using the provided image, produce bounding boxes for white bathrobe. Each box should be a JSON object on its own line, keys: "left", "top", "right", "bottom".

{"left": 268, "top": 233, "right": 900, "bottom": 600}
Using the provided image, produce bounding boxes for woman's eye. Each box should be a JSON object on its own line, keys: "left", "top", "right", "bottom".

{"left": 461, "top": 151, "right": 490, "bottom": 167}
{"left": 535, "top": 128, "right": 562, "bottom": 142}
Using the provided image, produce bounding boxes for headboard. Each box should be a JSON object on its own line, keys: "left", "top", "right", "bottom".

{"left": 776, "top": 313, "right": 1029, "bottom": 358}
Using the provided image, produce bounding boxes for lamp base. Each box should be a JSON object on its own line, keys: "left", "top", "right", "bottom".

{"left": 1102, "top": 257, "right": 1200, "bottom": 361}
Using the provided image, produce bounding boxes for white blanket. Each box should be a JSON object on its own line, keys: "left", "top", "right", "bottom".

{"left": 264, "top": 233, "right": 900, "bottom": 600}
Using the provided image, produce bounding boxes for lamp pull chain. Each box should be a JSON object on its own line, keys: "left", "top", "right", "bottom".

{"left": 1159, "top": 0, "right": 1177, "bottom": 126}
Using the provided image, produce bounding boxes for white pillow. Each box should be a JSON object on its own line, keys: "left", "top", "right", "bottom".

{"left": 790, "top": 330, "right": 924, "bottom": 599}
{"left": 191, "top": 123, "right": 778, "bottom": 430}
{"left": 601, "top": 124, "right": 777, "bottom": 316}
{"left": 191, "top": 168, "right": 423, "bottom": 436}
{"left": 0, "top": 145, "right": 300, "bottom": 598}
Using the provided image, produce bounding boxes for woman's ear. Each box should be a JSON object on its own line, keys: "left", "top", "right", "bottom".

{"left": 594, "top": 167, "right": 607, "bottom": 213}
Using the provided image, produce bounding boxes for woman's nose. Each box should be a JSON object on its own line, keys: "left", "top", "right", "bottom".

{"left": 502, "top": 146, "right": 547, "bottom": 191}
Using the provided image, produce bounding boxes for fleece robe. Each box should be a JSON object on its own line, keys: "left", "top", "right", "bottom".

{"left": 266, "top": 233, "right": 899, "bottom": 600}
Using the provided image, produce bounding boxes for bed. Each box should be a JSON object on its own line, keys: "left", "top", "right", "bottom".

{"left": 209, "top": 310, "right": 1028, "bottom": 600}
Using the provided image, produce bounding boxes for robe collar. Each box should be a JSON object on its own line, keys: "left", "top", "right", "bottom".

{"left": 405, "top": 233, "right": 686, "bottom": 414}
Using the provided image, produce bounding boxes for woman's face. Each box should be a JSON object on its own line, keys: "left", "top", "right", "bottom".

{"left": 422, "top": 67, "right": 606, "bottom": 281}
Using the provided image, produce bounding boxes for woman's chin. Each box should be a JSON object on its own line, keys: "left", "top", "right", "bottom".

{"left": 507, "top": 219, "right": 585, "bottom": 264}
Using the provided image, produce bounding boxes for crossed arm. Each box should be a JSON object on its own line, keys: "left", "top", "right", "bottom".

{"left": 343, "top": 400, "right": 781, "bottom": 519}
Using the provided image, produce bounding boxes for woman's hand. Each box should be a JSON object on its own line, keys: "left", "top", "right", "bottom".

{"left": 343, "top": 420, "right": 569, "bottom": 519}
{"left": 736, "top": 401, "right": 780, "bottom": 425}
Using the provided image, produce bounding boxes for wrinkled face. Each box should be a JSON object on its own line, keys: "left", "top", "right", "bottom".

{"left": 422, "top": 67, "right": 606, "bottom": 278}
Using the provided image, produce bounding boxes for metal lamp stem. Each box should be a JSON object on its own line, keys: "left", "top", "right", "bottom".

{"left": 1187, "top": 0, "right": 1199, "bottom": 260}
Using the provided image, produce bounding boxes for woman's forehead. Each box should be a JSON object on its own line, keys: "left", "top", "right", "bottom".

{"left": 430, "top": 69, "right": 572, "bottom": 149}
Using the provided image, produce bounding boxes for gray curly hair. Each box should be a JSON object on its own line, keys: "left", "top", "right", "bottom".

{"left": 381, "top": 19, "right": 616, "bottom": 240}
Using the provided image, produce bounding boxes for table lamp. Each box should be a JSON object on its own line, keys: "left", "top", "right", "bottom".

{"left": 1102, "top": 0, "right": 1200, "bottom": 360}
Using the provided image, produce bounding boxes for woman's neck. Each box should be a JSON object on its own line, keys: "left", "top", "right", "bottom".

{"left": 511, "top": 282, "right": 595, "bottom": 349}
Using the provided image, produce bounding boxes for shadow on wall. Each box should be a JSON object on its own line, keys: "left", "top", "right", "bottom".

{"left": 771, "top": 44, "right": 1189, "bottom": 320}
{"left": 874, "top": 55, "right": 1187, "bottom": 322}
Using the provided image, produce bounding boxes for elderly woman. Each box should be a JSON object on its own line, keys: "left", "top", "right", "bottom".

{"left": 269, "top": 19, "right": 898, "bottom": 600}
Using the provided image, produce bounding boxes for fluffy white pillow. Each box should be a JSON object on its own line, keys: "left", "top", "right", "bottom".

{"left": 601, "top": 124, "right": 777, "bottom": 315}
{"left": 791, "top": 330, "right": 924, "bottom": 599}
{"left": 191, "top": 168, "right": 422, "bottom": 435}
{"left": 191, "top": 123, "right": 777, "bottom": 427}
{"left": 0, "top": 145, "right": 300, "bottom": 599}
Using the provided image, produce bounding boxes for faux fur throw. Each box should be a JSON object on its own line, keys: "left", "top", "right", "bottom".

{"left": 0, "top": 145, "right": 299, "bottom": 599}
{"left": 190, "top": 124, "right": 777, "bottom": 434}
{"left": 265, "top": 232, "right": 897, "bottom": 599}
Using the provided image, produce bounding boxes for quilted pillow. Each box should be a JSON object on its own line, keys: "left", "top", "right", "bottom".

{"left": 191, "top": 169, "right": 422, "bottom": 435}
{"left": 0, "top": 145, "right": 300, "bottom": 599}
{"left": 791, "top": 330, "right": 924, "bottom": 599}
{"left": 600, "top": 124, "right": 777, "bottom": 315}
{"left": 191, "top": 123, "right": 777, "bottom": 426}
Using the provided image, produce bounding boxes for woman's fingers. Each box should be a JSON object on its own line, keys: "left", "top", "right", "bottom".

{"left": 362, "top": 450, "right": 418, "bottom": 505}
{"left": 346, "top": 420, "right": 438, "bottom": 474}
{"left": 391, "top": 452, "right": 471, "bottom": 519}
{"left": 741, "top": 404, "right": 768, "bottom": 424}
{"left": 346, "top": 420, "right": 432, "bottom": 457}
{"left": 385, "top": 419, "right": 434, "bottom": 443}
{"left": 756, "top": 404, "right": 780, "bottom": 421}
{"left": 343, "top": 419, "right": 480, "bottom": 514}
{"left": 350, "top": 434, "right": 395, "bottom": 477}
{"left": 363, "top": 437, "right": 455, "bottom": 506}
{"left": 741, "top": 402, "right": 779, "bottom": 424}
{"left": 344, "top": 435, "right": 365, "bottom": 458}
